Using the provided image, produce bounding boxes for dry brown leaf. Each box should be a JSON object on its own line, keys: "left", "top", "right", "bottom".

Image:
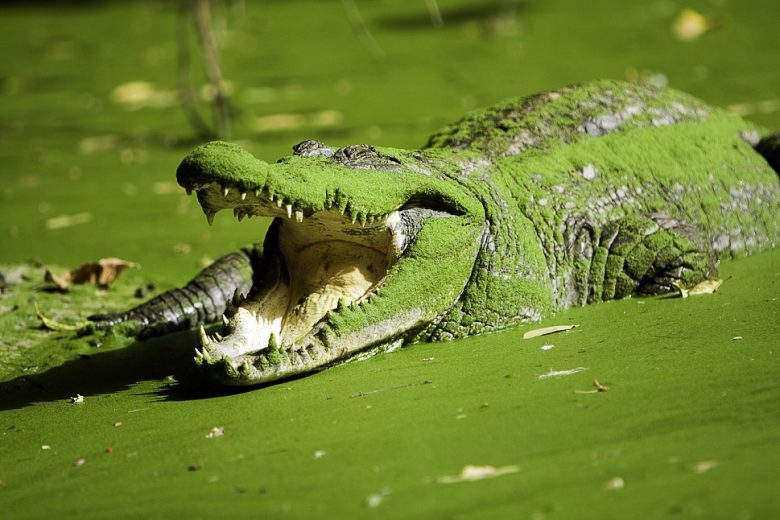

{"left": 523, "top": 324, "right": 578, "bottom": 340}
{"left": 44, "top": 258, "right": 139, "bottom": 290}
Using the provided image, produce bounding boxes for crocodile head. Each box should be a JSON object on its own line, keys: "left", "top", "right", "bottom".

{"left": 176, "top": 140, "right": 485, "bottom": 385}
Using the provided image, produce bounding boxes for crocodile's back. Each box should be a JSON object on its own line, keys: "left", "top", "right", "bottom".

{"left": 425, "top": 80, "right": 779, "bottom": 309}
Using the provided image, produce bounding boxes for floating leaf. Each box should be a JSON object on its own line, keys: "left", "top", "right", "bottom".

{"left": 689, "top": 278, "right": 723, "bottom": 295}
{"left": 44, "top": 258, "right": 139, "bottom": 290}
{"left": 206, "top": 426, "right": 225, "bottom": 439}
{"left": 35, "top": 303, "right": 91, "bottom": 331}
{"left": 672, "top": 278, "right": 722, "bottom": 298}
{"left": 538, "top": 367, "right": 587, "bottom": 380}
{"left": 437, "top": 464, "right": 520, "bottom": 484}
{"left": 692, "top": 460, "right": 719, "bottom": 474}
{"left": 672, "top": 9, "right": 710, "bottom": 41}
{"left": 45, "top": 212, "right": 92, "bottom": 230}
{"left": 523, "top": 324, "right": 578, "bottom": 340}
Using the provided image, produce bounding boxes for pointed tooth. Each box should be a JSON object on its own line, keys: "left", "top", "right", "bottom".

{"left": 255, "top": 189, "right": 261, "bottom": 197}
{"left": 295, "top": 210, "right": 303, "bottom": 223}
{"left": 199, "top": 325, "right": 211, "bottom": 346}
{"left": 232, "top": 288, "right": 242, "bottom": 305}
{"left": 286, "top": 204, "right": 293, "bottom": 218}
{"left": 206, "top": 211, "right": 216, "bottom": 226}
{"left": 276, "top": 199, "right": 283, "bottom": 208}
{"left": 214, "top": 332, "right": 223, "bottom": 342}
{"left": 223, "top": 186, "right": 230, "bottom": 197}
{"left": 222, "top": 314, "right": 229, "bottom": 326}
{"left": 240, "top": 192, "right": 247, "bottom": 201}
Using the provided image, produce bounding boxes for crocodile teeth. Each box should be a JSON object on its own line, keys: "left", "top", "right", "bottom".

{"left": 276, "top": 199, "right": 283, "bottom": 208}
{"left": 223, "top": 187, "right": 230, "bottom": 197}
{"left": 199, "top": 325, "right": 211, "bottom": 346}
{"left": 222, "top": 314, "right": 230, "bottom": 326}
{"left": 255, "top": 189, "right": 261, "bottom": 197}
{"left": 286, "top": 204, "right": 293, "bottom": 218}
{"left": 295, "top": 210, "right": 303, "bottom": 223}
{"left": 240, "top": 192, "right": 247, "bottom": 201}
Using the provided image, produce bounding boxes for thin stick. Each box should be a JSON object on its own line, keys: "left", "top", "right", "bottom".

{"left": 425, "top": 0, "right": 443, "bottom": 27}
{"left": 176, "top": 1, "right": 213, "bottom": 139}
{"left": 193, "top": 0, "right": 231, "bottom": 139}
{"left": 342, "top": 0, "right": 385, "bottom": 60}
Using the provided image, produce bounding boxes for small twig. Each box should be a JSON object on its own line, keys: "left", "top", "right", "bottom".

{"left": 342, "top": 0, "right": 385, "bottom": 60}
{"left": 193, "top": 0, "right": 231, "bottom": 139}
{"left": 177, "top": 1, "right": 214, "bottom": 139}
{"left": 425, "top": 0, "right": 443, "bottom": 27}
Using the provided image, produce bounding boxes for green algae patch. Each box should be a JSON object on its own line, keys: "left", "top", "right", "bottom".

{"left": 1, "top": 251, "right": 779, "bottom": 519}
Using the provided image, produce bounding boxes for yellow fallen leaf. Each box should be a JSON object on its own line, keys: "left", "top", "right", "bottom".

{"left": 437, "top": 464, "right": 520, "bottom": 484}
{"left": 523, "top": 324, "right": 578, "bottom": 339}
{"left": 45, "top": 212, "right": 93, "bottom": 230}
{"left": 672, "top": 278, "right": 722, "bottom": 298}
{"left": 688, "top": 278, "right": 723, "bottom": 295}
{"left": 35, "top": 303, "right": 91, "bottom": 331}
{"left": 672, "top": 9, "right": 710, "bottom": 41}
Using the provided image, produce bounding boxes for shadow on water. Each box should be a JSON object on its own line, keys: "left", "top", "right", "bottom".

{"left": 0, "top": 329, "right": 262, "bottom": 411}
{"left": 376, "top": 0, "right": 526, "bottom": 30}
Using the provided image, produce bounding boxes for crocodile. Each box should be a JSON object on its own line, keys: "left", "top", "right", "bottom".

{"left": 89, "top": 80, "right": 780, "bottom": 385}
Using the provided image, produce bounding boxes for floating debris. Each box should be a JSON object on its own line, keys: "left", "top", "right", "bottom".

{"left": 45, "top": 212, "right": 92, "bottom": 230}
{"left": 313, "top": 450, "right": 327, "bottom": 459}
{"left": 206, "top": 426, "right": 225, "bottom": 439}
{"left": 44, "top": 257, "right": 139, "bottom": 290}
{"left": 437, "top": 464, "right": 520, "bottom": 484}
{"left": 538, "top": 367, "right": 587, "bottom": 380}
{"left": 575, "top": 379, "right": 609, "bottom": 394}
{"left": 365, "top": 487, "right": 391, "bottom": 508}
{"left": 35, "top": 303, "right": 91, "bottom": 332}
{"left": 523, "top": 324, "right": 578, "bottom": 340}
{"left": 672, "top": 278, "right": 723, "bottom": 298}
{"left": 692, "top": 460, "right": 719, "bottom": 474}
{"left": 731, "top": 336, "right": 743, "bottom": 341}
{"left": 671, "top": 9, "right": 711, "bottom": 41}
{"left": 72, "top": 458, "right": 86, "bottom": 467}
{"left": 69, "top": 394, "right": 84, "bottom": 405}
{"left": 604, "top": 477, "right": 625, "bottom": 490}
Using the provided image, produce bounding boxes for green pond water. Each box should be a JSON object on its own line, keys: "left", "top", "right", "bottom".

{"left": 1, "top": 1, "right": 779, "bottom": 518}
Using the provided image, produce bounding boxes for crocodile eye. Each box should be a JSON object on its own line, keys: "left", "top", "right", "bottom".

{"left": 333, "top": 144, "right": 402, "bottom": 171}
{"left": 292, "top": 139, "right": 334, "bottom": 158}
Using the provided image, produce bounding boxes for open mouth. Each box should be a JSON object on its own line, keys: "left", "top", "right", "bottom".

{"left": 180, "top": 176, "right": 453, "bottom": 384}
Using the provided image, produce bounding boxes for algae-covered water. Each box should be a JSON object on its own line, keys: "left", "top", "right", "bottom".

{"left": 1, "top": 1, "right": 779, "bottom": 518}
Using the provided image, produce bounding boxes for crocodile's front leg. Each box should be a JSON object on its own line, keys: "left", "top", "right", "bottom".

{"left": 584, "top": 215, "right": 717, "bottom": 303}
{"left": 88, "top": 248, "right": 258, "bottom": 338}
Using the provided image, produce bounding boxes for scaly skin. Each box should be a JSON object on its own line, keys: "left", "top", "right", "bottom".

{"left": 89, "top": 80, "right": 780, "bottom": 385}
